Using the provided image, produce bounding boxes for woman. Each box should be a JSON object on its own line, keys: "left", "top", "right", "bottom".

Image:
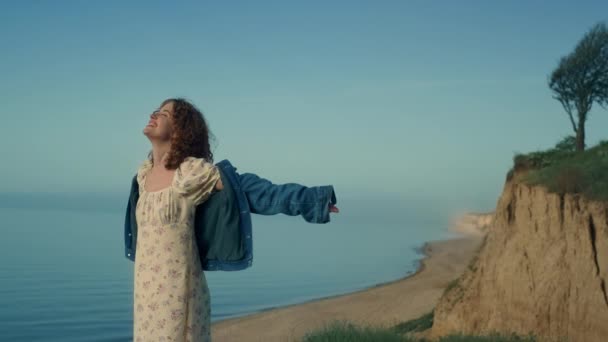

{"left": 134, "top": 98, "right": 222, "bottom": 341}
{"left": 132, "top": 98, "right": 339, "bottom": 341}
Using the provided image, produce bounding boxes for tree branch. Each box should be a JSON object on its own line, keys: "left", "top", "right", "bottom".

{"left": 558, "top": 96, "right": 578, "bottom": 133}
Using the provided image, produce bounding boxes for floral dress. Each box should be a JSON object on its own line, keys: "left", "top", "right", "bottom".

{"left": 133, "top": 156, "right": 221, "bottom": 342}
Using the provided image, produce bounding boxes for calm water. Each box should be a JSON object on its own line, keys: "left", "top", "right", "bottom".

{"left": 0, "top": 192, "right": 458, "bottom": 341}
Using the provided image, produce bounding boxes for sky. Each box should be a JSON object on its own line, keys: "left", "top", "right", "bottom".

{"left": 1, "top": 1, "right": 607, "bottom": 213}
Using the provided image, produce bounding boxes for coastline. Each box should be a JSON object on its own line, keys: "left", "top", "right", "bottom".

{"left": 211, "top": 226, "right": 484, "bottom": 342}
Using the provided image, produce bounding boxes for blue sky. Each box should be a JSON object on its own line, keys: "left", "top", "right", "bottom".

{"left": 1, "top": 1, "right": 607, "bottom": 212}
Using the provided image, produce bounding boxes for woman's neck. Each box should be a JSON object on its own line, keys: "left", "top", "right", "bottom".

{"left": 150, "top": 142, "right": 171, "bottom": 169}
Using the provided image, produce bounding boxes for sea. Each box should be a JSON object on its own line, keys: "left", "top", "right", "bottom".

{"left": 0, "top": 191, "right": 461, "bottom": 341}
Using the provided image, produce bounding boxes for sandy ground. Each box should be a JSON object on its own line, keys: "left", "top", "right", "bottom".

{"left": 210, "top": 234, "right": 483, "bottom": 342}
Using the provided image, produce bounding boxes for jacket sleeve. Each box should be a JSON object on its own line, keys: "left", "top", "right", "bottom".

{"left": 124, "top": 174, "right": 138, "bottom": 262}
{"left": 124, "top": 195, "right": 135, "bottom": 262}
{"left": 238, "top": 172, "right": 337, "bottom": 223}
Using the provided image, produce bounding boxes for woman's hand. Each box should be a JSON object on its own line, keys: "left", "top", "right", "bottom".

{"left": 329, "top": 204, "right": 339, "bottom": 213}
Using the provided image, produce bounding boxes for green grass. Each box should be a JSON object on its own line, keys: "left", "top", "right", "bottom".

{"left": 393, "top": 311, "right": 434, "bottom": 334}
{"left": 512, "top": 139, "right": 608, "bottom": 202}
{"left": 445, "top": 279, "right": 461, "bottom": 293}
{"left": 301, "top": 312, "right": 539, "bottom": 342}
{"left": 301, "top": 320, "right": 408, "bottom": 342}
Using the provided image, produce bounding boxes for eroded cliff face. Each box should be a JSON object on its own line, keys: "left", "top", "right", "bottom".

{"left": 430, "top": 176, "right": 608, "bottom": 342}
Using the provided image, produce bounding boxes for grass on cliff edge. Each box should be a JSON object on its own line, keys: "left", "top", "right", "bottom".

{"left": 302, "top": 311, "right": 537, "bottom": 342}
{"left": 511, "top": 139, "right": 608, "bottom": 202}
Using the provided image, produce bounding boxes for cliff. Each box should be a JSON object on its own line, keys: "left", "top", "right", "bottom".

{"left": 430, "top": 173, "right": 608, "bottom": 342}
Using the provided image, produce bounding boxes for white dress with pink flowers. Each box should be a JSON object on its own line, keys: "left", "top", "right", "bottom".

{"left": 133, "top": 156, "right": 221, "bottom": 342}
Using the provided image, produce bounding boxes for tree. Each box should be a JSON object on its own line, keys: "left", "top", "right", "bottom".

{"left": 548, "top": 22, "right": 608, "bottom": 152}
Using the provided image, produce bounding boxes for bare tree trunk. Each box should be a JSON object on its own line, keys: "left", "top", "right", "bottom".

{"left": 576, "top": 120, "right": 586, "bottom": 152}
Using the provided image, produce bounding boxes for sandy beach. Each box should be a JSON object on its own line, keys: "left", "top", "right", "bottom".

{"left": 211, "top": 232, "right": 483, "bottom": 342}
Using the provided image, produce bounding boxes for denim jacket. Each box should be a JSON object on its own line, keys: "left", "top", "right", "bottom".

{"left": 124, "top": 159, "right": 337, "bottom": 271}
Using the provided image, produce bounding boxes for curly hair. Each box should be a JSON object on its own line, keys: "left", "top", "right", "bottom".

{"left": 148, "top": 98, "right": 216, "bottom": 169}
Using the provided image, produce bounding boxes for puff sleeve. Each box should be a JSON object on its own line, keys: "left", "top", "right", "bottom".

{"left": 174, "top": 157, "right": 222, "bottom": 206}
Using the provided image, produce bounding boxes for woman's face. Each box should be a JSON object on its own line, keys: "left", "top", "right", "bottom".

{"left": 143, "top": 101, "right": 174, "bottom": 141}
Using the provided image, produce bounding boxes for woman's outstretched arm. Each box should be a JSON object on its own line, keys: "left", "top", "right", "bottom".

{"left": 238, "top": 172, "right": 338, "bottom": 223}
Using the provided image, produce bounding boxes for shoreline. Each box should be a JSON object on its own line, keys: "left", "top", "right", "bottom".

{"left": 211, "top": 232, "right": 483, "bottom": 341}
{"left": 213, "top": 239, "right": 434, "bottom": 322}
